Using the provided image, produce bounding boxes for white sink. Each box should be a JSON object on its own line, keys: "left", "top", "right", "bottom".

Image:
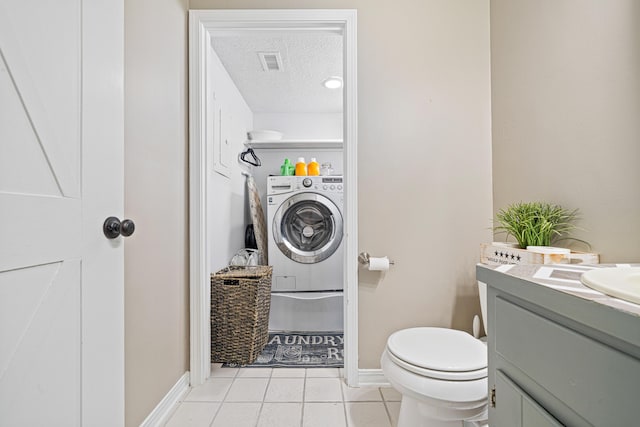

{"left": 581, "top": 267, "right": 640, "bottom": 305}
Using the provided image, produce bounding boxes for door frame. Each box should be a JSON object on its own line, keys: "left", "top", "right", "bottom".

{"left": 188, "top": 9, "right": 359, "bottom": 386}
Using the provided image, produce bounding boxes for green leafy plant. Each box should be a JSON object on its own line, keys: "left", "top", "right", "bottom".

{"left": 493, "top": 202, "right": 581, "bottom": 248}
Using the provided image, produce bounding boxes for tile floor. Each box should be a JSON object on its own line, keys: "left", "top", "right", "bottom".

{"left": 164, "top": 365, "right": 402, "bottom": 427}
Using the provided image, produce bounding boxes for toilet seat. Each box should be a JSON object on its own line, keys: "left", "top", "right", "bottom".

{"left": 386, "top": 327, "right": 487, "bottom": 381}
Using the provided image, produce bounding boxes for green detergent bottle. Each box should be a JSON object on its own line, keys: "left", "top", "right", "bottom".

{"left": 280, "top": 158, "right": 295, "bottom": 176}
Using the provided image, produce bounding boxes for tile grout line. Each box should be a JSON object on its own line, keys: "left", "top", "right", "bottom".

{"left": 379, "top": 387, "right": 394, "bottom": 427}
{"left": 254, "top": 368, "right": 273, "bottom": 427}
{"left": 340, "top": 374, "right": 349, "bottom": 426}
{"left": 300, "top": 368, "right": 308, "bottom": 427}
{"left": 207, "top": 400, "right": 222, "bottom": 427}
{"left": 208, "top": 368, "right": 240, "bottom": 427}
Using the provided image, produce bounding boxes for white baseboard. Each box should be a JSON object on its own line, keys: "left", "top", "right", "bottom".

{"left": 358, "top": 369, "right": 390, "bottom": 387}
{"left": 139, "top": 371, "right": 190, "bottom": 427}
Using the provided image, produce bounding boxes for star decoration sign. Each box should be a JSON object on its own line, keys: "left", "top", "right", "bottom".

{"left": 493, "top": 249, "right": 521, "bottom": 262}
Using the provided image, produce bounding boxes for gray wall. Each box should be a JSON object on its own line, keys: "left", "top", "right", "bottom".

{"left": 207, "top": 43, "right": 255, "bottom": 272}
{"left": 124, "top": 0, "right": 189, "bottom": 425}
{"left": 490, "top": 0, "right": 640, "bottom": 262}
{"left": 123, "top": 0, "right": 640, "bottom": 422}
{"left": 191, "top": 0, "right": 493, "bottom": 368}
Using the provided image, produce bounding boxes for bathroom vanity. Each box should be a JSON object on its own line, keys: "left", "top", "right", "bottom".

{"left": 476, "top": 264, "right": 640, "bottom": 427}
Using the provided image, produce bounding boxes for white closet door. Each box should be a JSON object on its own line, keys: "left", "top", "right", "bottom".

{"left": 0, "top": 1, "right": 124, "bottom": 426}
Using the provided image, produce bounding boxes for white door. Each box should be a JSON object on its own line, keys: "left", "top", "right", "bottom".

{"left": 0, "top": 1, "right": 124, "bottom": 426}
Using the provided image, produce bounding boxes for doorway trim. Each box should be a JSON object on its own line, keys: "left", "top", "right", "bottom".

{"left": 188, "top": 9, "right": 359, "bottom": 386}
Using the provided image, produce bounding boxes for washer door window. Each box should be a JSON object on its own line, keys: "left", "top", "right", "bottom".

{"left": 273, "top": 193, "right": 343, "bottom": 264}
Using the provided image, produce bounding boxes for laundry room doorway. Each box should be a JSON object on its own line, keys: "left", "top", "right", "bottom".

{"left": 188, "top": 10, "right": 358, "bottom": 386}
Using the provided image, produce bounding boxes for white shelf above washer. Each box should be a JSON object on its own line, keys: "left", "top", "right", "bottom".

{"left": 245, "top": 139, "right": 344, "bottom": 149}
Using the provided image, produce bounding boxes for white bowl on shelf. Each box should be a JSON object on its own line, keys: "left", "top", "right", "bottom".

{"left": 247, "top": 130, "right": 283, "bottom": 141}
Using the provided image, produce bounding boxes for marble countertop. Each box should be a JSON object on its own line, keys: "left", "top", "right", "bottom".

{"left": 477, "top": 263, "right": 640, "bottom": 317}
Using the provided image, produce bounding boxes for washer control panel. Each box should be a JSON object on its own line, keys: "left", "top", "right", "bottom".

{"left": 295, "top": 176, "right": 343, "bottom": 193}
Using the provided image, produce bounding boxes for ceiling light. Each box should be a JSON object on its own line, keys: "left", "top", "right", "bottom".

{"left": 322, "top": 76, "right": 343, "bottom": 89}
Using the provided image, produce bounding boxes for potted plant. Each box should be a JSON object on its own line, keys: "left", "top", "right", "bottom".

{"left": 493, "top": 202, "right": 582, "bottom": 249}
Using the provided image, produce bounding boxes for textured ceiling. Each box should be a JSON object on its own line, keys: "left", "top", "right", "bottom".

{"left": 211, "top": 32, "right": 343, "bottom": 113}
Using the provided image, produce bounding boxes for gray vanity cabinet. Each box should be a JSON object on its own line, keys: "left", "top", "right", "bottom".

{"left": 493, "top": 370, "right": 562, "bottom": 427}
{"left": 477, "top": 265, "right": 640, "bottom": 427}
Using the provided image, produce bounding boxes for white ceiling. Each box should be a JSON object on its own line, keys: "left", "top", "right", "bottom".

{"left": 210, "top": 31, "right": 343, "bottom": 113}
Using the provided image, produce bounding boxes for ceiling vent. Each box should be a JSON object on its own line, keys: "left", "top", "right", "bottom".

{"left": 258, "top": 52, "right": 284, "bottom": 72}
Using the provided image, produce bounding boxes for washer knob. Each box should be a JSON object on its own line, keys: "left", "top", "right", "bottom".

{"left": 302, "top": 178, "right": 312, "bottom": 188}
{"left": 337, "top": 185, "right": 343, "bottom": 191}
{"left": 330, "top": 185, "right": 335, "bottom": 190}
{"left": 323, "top": 185, "right": 328, "bottom": 190}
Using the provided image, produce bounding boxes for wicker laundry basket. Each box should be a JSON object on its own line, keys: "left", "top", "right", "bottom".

{"left": 211, "top": 266, "right": 273, "bottom": 365}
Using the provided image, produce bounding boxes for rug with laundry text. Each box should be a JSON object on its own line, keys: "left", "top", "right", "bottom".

{"left": 222, "top": 332, "right": 344, "bottom": 368}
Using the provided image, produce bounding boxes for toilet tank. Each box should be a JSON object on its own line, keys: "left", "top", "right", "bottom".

{"left": 477, "top": 281, "right": 488, "bottom": 336}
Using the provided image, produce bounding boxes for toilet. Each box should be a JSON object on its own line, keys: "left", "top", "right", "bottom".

{"left": 381, "top": 282, "right": 489, "bottom": 427}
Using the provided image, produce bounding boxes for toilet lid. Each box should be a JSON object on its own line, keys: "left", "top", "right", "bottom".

{"left": 387, "top": 327, "right": 487, "bottom": 380}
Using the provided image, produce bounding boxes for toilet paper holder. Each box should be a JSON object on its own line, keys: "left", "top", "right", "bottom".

{"left": 358, "top": 252, "right": 395, "bottom": 267}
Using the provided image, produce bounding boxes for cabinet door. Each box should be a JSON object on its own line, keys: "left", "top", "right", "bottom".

{"left": 494, "top": 371, "right": 563, "bottom": 427}
{"left": 494, "top": 296, "right": 640, "bottom": 425}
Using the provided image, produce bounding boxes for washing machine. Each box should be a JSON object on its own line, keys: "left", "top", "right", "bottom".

{"left": 267, "top": 175, "right": 344, "bottom": 332}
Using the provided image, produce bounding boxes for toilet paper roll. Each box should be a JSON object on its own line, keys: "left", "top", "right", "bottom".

{"left": 368, "top": 256, "right": 390, "bottom": 271}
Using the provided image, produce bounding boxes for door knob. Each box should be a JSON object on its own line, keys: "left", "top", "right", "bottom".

{"left": 103, "top": 216, "right": 136, "bottom": 239}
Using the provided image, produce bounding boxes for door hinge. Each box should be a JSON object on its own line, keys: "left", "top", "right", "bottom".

{"left": 490, "top": 385, "right": 496, "bottom": 408}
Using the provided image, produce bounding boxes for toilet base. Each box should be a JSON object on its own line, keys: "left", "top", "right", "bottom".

{"left": 398, "top": 395, "right": 488, "bottom": 427}
{"left": 381, "top": 348, "right": 488, "bottom": 427}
